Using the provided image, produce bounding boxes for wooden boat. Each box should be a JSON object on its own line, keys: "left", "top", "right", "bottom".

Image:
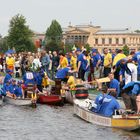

{"left": 37, "top": 93, "right": 62, "bottom": 105}
{"left": 65, "top": 90, "right": 126, "bottom": 109}
{"left": 74, "top": 100, "right": 140, "bottom": 131}
{"left": 37, "top": 87, "right": 63, "bottom": 105}
{"left": 4, "top": 96, "right": 33, "bottom": 106}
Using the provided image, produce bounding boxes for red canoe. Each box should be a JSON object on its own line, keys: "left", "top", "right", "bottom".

{"left": 37, "top": 94, "right": 63, "bottom": 105}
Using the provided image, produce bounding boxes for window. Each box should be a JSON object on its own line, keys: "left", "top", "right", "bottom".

{"left": 123, "top": 38, "right": 126, "bottom": 44}
{"left": 95, "top": 38, "right": 98, "bottom": 44}
{"left": 116, "top": 38, "right": 119, "bottom": 44}
{"left": 102, "top": 38, "right": 105, "bottom": 44}
{"left": 109, "top": 38, "right": 112, "bottom": 44}
{"left": 75, "top": 36, "right": 78, "bottom": 41}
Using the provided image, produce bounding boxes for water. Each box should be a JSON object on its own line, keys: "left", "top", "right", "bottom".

{"left": 0, "top": 104, "right": 140, "bottom": 140}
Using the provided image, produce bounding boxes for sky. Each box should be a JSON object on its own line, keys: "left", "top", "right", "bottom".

{"left": 0, "top": 0, "right": 140, "bottom": 36}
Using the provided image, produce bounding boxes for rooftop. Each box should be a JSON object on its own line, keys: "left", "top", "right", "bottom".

{"left": 96, "top": 28, "right": 139, "bottom": 35}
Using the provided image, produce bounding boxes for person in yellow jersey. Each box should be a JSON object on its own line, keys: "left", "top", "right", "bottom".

{"left": 70, "top": 52, "right": 77, "bottom": 71}
{"left": 42, "top": 71, "right": 50, "bottom": 88}
{"left": 67, "top": 74, "right": 76, "bottom": 90}
{"left": 6, "top": 54, "right": 15, "bottom": 71}
{"left": 57, "top": 52, "right": 68, "bottom": 70}
{"left": 103, "top": 48, "right": 112, "bottom": 77}
{"left": 112, "top": 49, "right": 126, "bottom": 81}
{"left": 113, "top": 49, "right": 126, "bottom": 66}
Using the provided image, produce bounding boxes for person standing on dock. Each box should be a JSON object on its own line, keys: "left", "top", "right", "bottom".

{"left": 132, "top": 51, "right": 140, "bottom": 81}
{"left": 91, "top": 49, "right": 101, "bottom": 79}
{"left": 6, "top": 54, "right": 15, "bottom": 71}
{"left": 103, "top": 48, "right": 112, "bottom": 77}
{"left": 76, "top": 48, "right": 86, "bottom": 81}
{"left": 121, "top": 81, "right": 140, "bottom": 112}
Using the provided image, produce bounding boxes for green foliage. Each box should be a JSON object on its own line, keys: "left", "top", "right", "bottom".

{"left": 7, "top": 14, "right": 35, "bottom": 52}
{"left": 45, "top": 20, "right": 62, "bottom": 51}
{"left": 122, "top": 45, "right": 129, "bottom": 56}
{"left": 65, "top": 44, "right": 74, "bottom": 53}
{"left": 45, "top": 40, "right": 63, "bottom": 52}
{"left": 0, "top": 37, "right": 9, "bottom": 53}
{"left": 46, "top": 20, "right": 62, "bottom": 41}
{"left": 84, "top": 44, "right": 91, "bottom": 53}
{"left": 135, "top": 30, "right": 140, "bottom": 33}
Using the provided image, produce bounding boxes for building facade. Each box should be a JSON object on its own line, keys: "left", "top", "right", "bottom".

{"left": 63, "top": 24, "right": 140, "bottom": 52}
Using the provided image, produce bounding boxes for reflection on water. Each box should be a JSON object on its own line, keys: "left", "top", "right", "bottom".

{"left": 0, "top": 104, "right": 139, "bottom": 140}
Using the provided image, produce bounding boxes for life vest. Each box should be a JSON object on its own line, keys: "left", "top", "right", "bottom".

{"left": 42, "top": 72, "right": 49, "bottom": 87}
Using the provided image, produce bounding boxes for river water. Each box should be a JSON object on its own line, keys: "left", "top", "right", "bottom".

{"left": 0, "top": 104, "right": 140, "bottom": 140}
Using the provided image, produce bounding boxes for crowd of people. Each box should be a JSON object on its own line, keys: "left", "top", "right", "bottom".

{"left": 0, "top": 47, "right": 140, "bottom": 115}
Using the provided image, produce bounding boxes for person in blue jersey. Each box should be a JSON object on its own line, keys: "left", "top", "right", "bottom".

{"left": 132, "top": 51, "right": 140, "bottom": 80}
{"left": 76, "top": 48, "right": 86, "bottom": 81}
{"left": 22, "top": 67, "right": 37, "bottom": 87}
{"left": 98, "top": 92, "right": 120, "bottom": 117}
{"left": 55, "top": 66, "right": 74, "bottom": 82}
{"left": 14, "top": 81, "right": 23, "bottom": 98}
{"left": 91, "top": 49, "right": 101, "bottom": 79}
{"left": 35, "top": 69, "right": 45, "bottom": 92}
{"left": 3, "top": 80, "right": 11, "bottom": 95}
{"left": 3, "top": 69, "right": 13, "bottom": 84}
{"left": 91, "top": 86, "right": 108, "bottom": 113}
{"left": 121, "top": 81, "right": 140, "bottom": 112}
{"left": 8, "top": 79, "right": 18, "bottom": 95}
{"left": 115, "top": 58, "right": 137, "bottom": 85}
{"left": 22, "top": 68, "right": 37, "bottom": 98}
{"left": 82, "top": 51, "right": 90, "bottom": 81}
{"left": 107, "top": 72, "right": 120, "bottom": 97}
{"left": 7, "top": 79, "right": 23, "bottom": 98}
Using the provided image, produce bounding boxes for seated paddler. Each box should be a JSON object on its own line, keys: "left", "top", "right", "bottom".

{"left": 98, "top": 91, "right": 120, "bottom": 117}
{"left": 91, "top": 86, "right": 108, "bottom": 113}
{"left": 3, "top": 80, "right": 11, "bottom": 96}
{"left": 9, "top": 79, "right": 23, "bottom": 98}
{"left": 121, "top": 81, "right": 140, "bottom": 113}
{"left": 91, "top": 86, "right": 120, "bottom": 117}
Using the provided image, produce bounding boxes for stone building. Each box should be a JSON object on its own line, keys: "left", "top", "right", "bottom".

{"left": 63, "top": 24, "right": 140, "bottom": 52}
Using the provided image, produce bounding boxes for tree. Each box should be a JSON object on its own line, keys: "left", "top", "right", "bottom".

{"left": 65, "top": 44, "right": 74, "bottom": 53}
{"left": 135, "top": 30, "right": 140, "bottom": 33}
{"left": 0, "top": 36, "right": 9, "bottom": 53}
{"left": 122, "top": 45, "right": 129, "bottom": 56}
{"left": 45, "top": 20, "right": 63, "bottom": 51}
{"left": 7, "top": 14, "right": 35, "bottom": 52}
{"left": 84, "top": 44, "right": 91, "bottom": 53}
{"left": 45, "top": 40, "right": 63, "bottom": 52}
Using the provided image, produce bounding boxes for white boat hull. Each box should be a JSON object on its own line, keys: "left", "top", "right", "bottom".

{"left": 74, "top": 100, "right": 140, "bottom": 131}
{"left": 4, "top": 96, "right": 32, "bottom": 106}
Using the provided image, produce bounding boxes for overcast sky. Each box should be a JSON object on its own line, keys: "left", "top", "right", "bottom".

{"left": 0, "top": 0, "right": 140, "bottom": 36}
